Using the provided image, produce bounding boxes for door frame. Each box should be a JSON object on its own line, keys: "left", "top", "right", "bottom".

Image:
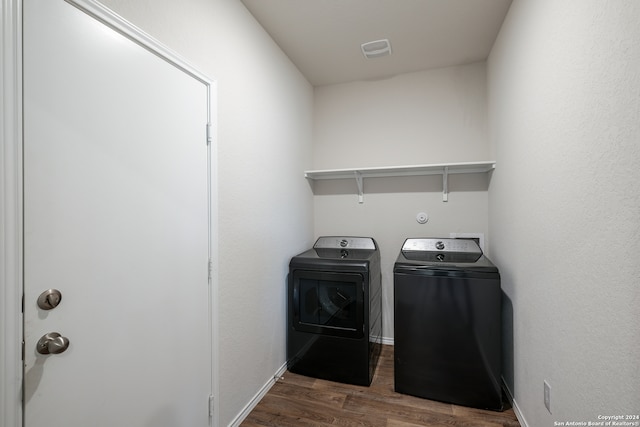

{"left": 0, "top": 1, "right": 220, "bottom": 426}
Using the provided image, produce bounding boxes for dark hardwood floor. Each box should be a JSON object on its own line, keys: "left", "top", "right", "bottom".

{"left": 241, "top": 345, "right": 521, "bottom": 426}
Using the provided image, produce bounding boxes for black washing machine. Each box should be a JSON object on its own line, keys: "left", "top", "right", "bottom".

{"left": 394, "top": 238, "right": 503, "bottom": 411}
{"left": 287, "top": 236, "right": 382, "bottom": 386}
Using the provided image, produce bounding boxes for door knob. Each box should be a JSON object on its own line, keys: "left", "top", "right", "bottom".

{"left": 37, "top": 289, "right": 62, "bottom": 310}
{"left": 37, "top": 332, "right": 70, "bottom": 355}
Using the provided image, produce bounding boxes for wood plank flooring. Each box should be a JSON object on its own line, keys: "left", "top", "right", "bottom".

{"left": 241, "top": 345, "right": 521, "bottom": 427}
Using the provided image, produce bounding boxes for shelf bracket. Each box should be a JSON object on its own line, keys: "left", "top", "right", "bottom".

{"left": 442, "top": 166, "right": 449, "bottom": 202}
{"left": 354, "top": 171, "right": 364, "bottom": 204}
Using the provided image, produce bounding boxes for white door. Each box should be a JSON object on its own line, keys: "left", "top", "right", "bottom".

{"left": 23, "top": 1, "right": 213, "bottom": 426}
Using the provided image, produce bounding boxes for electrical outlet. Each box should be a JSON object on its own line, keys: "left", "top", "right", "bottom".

{"left": 544, "top": 380, "right": 552, "bottom": 413}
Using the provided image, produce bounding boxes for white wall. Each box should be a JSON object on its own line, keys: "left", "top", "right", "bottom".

{"left": 314, "top": 63, "right": 489, "bottom": 169}
{"left": 313, "top": 63, "right": 492, "bottom": 339}
{"left": 488, "top": 1, "right": 640, "bottom": 425}
{"left": 98, "top": 1, "right": 314, "bottom": 425}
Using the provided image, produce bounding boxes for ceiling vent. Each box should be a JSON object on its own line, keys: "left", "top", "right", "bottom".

{"left": 360, "top": 39, "right": 392, "bottom": 59}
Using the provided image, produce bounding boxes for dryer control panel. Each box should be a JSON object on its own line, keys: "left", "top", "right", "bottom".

{"left": 314, "top": 236, "right": 376, "bottom": 250}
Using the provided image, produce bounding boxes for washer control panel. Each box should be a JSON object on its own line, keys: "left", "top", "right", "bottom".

{"left": 314, "top": 236, "right": 376, "bottom": 250}
{"left": 401, "top": 238, "right": 481, "bottom": 254}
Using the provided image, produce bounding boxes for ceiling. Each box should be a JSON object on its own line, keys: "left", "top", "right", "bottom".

{"left": 240, "top": 0, "right": 512, "bottom": 87}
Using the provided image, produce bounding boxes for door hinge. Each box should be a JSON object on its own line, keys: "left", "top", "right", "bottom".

{"left": 208, "top": 257, "right": 213, "bottom": 280}
{"left": 209, "top": 395, "right": 214, "bottom": 417}
{"left": 206, "top": 123, "right": 212, "bottom": 146}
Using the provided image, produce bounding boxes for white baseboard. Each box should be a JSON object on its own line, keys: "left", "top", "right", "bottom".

{"left": 512, "top": 398, "right": 528, "bottom": 427}
{"left": 228, "top": 362, "right": 288, "bottom": 427}
{"left": 502, "top": 377, "right": 528, "bottom": 427}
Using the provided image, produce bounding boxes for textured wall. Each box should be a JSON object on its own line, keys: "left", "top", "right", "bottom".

{"left": 98, "top": 1, "right": 315, "bottom": 425}
{"left": 313, "top": 63, "right": 492, "bottom": 340}
{"left": 488, "top": 0, "right": 640, "bottom": 425}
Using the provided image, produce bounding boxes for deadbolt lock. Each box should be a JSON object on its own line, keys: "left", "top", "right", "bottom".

{"left": 37, "top": 289, "right": 62, "bottom": 310}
